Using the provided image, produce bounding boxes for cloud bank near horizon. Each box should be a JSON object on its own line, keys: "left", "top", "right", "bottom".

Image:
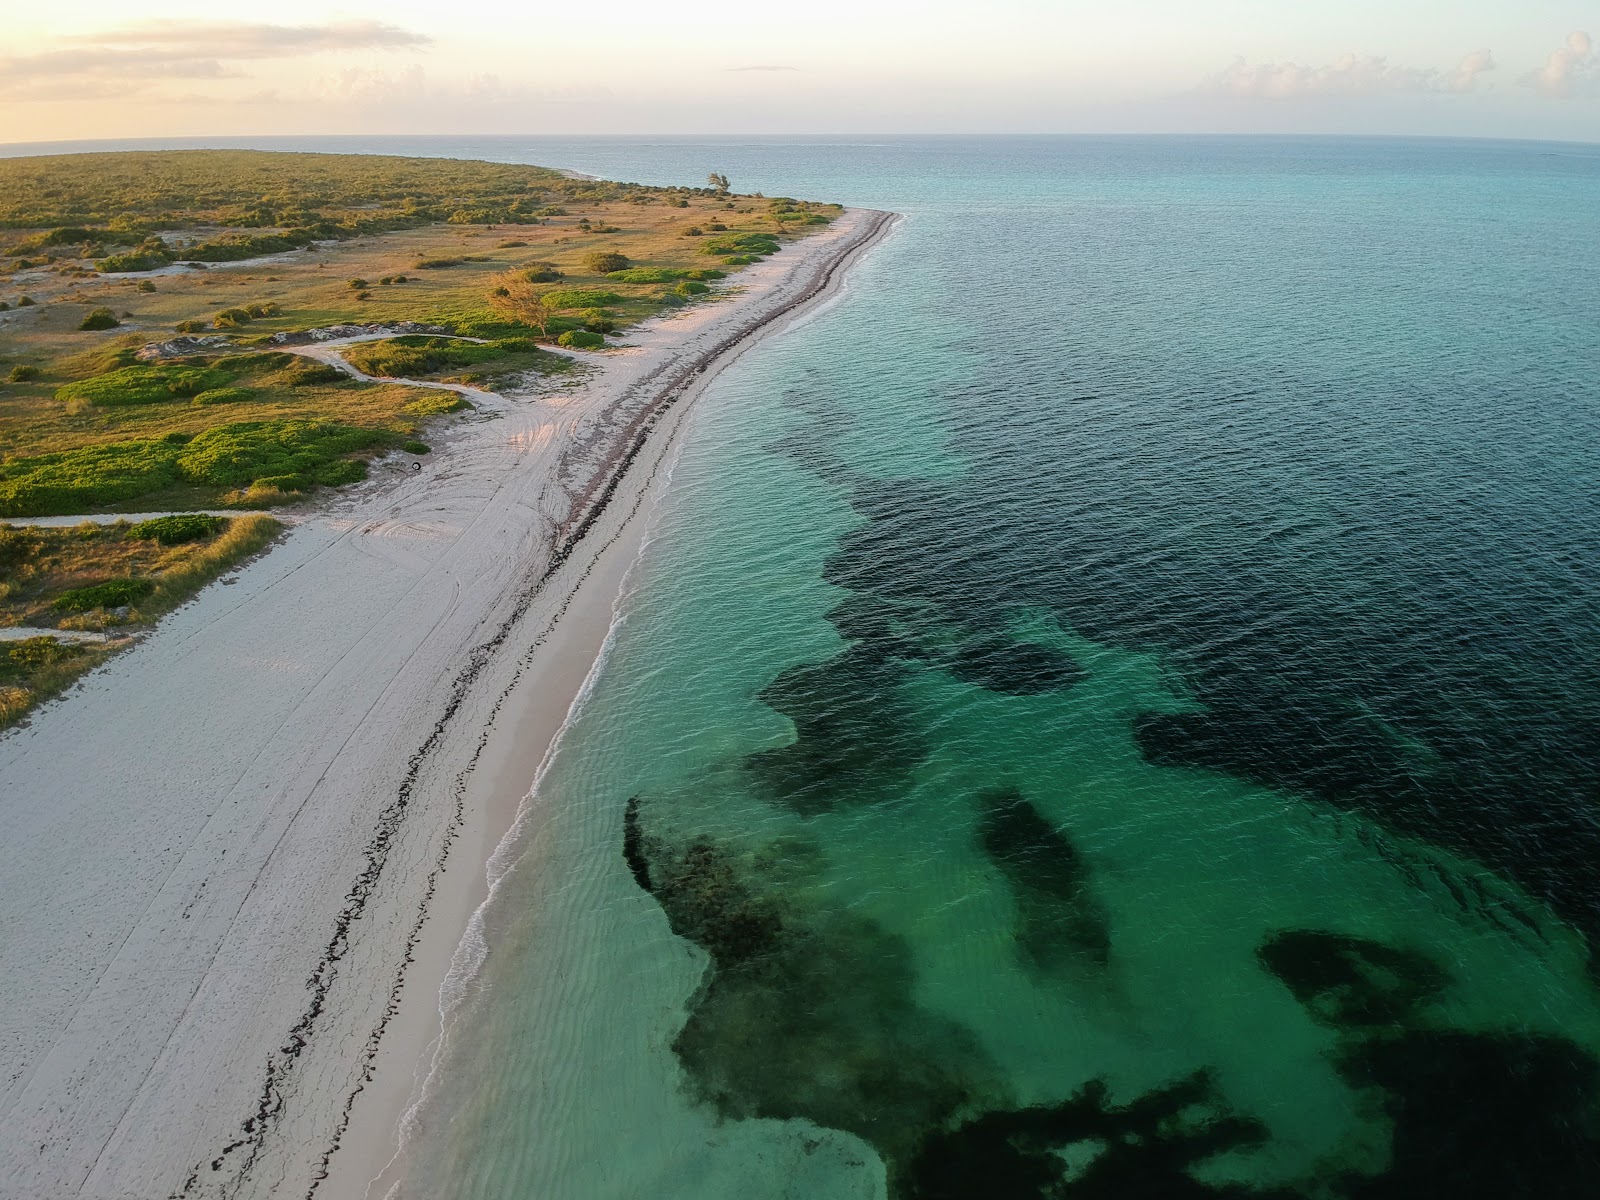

{"left": 1202, "top": 49, "right": 1497, "bottom": 99}
{"left": 1, "top": 10, "right": 1597, "bottom": 144}
{"left": 0, "top": 20, "right": 426, "bottom": 101}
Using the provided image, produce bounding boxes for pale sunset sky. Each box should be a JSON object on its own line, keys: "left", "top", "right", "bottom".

{"left": 1, "top": 1, "right": 1596, "bottom": 145}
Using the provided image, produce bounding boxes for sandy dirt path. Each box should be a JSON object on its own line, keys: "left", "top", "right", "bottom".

{"left": 0, "top": 208, "right": 893, "bottom": 1200}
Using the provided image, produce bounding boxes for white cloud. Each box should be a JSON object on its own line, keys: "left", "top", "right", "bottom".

{"left": 0, "top": 20, "right": 428, "bottom": 100}
{"left": 1203, "top": 49, "right": 1495, "bottom": 99}
{"left": 1525, "top": 31, "right": 1597, "bottom": 99}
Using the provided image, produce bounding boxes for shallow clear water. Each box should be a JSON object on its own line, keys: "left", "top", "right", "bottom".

{"left": 364, "top": 136, "right": 1600, "bottom": 1198}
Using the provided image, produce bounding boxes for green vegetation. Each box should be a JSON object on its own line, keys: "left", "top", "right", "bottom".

{"left": 78, "top": 307, "right": 120, "bottom": 331}
{"left": 0, "top": 513, "right": 282, "bottom": 724}
{"left": 583, "top": 251, "right": 631, "bottom": 274}
{"left": 53, "top": 577, "right": 154, "bottom": 612}
{"left": 341, "top": 334, "right": 548, "bottom": 380}
{"left": 56, "top": 364, "right": 227, "bottom": 407}
{"left": 556, "top": 330, "right": 606, "bottom": 350}
{"left": 542, "top": 289, "right": 623, "bottom": 309}
{"left": 191, "top": 387, "right": 254, "bottom": 407}
{"left": 0, "top": 420, "right": 396, "bottom": 516}
{"left": 129, "top": 514, "right": 227, "bottom": 544}
{"left": 7, "top": 366, "right": 39, "bottom": 383}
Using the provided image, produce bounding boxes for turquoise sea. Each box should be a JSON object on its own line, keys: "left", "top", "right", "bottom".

{"left": 371, "top": 136, "right": 1600, "bottom": 1199}
{"left": 18, "top": 134, "right": 1596, "bottom": 1196}
{"left": 363, "top": 136, "right": 1600, "bottom": 1199}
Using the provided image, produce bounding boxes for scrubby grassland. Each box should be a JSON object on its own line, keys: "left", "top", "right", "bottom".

{"left": 0, "top": 513, "right": 281, "bottom": 724}
{"left": 0, "top": 149, "right": 840, "bottom": 719}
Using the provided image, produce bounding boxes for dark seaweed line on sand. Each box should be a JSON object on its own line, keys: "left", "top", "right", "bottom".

{"left": 174, "top": 209, "right": 895, "bottom": 1199}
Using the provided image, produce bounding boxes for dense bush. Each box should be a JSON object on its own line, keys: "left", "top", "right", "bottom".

{"left": 52, "top": 578, "right": 155, "bottom": 612}
{"left": 0, "top": 419, "right": 392, "bottom": 515}
{"left": 191, "top": 387, "right": 254, "bottom": 407}
{"left": 607, "top": 267, "right": 684, "bottom": 283}
{"left": 542, "top": 288, "right": 622, "bottom": 309}
{"left": 674, "top": 280, "right": 710, "bottom": 297}
{"left": 583, "top": 251, "right": 630, "bottom": 274}
{"left": 523, "top": 262, "right": 564, "bottom": 283}
{"left": 281, "top": 360, "right": 346, "bottom": 386}
{"left": 129, "top": 514, "right": 226, "bottom": 544}
{"left": 175, "top": 319, "right": 207, "bottom": 333}
{"left": 78, "top": 307, "right": 120, "bottom": 331}
{"left": 403, "top": 393, "right": 469, "bottom": 416}
{"left": 213, "top": 307, "right": 253, "bottom": 328}
{"left": 56, "top": 364, "right": 226, "bottom": 407}
{"left": 556, "top": 330, "right": 605, "bottom": 349}
{"left": 414, "top": 257, "right": 461, "bottom": 269}
{"left": 704, "top": 233, "right": 780, "bottom": 258}
{"left": 175, "top": 420, "right": 390, "bottom": 489}
{"left": 7, "top": 365, "right": 39, "bottom": 382}
{"left": 1, "top": 635, "right": 87, "bottom": 676}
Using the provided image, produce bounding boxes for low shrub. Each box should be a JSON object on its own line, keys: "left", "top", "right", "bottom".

{"left": 348, "top": 278, "right": 369, "bottom": 290}
{"left": 52, "top": 578, "right": 155, "bottom": 612}
{"left": 78, "top": 307, "right": 120, "bottom": 331}
{"left": 136, "top": 280, "right": 157, "bottom": 293}
{"left": 403, "top": 393, "right": 469, "bottom": 416}
{"left": 401, "top": 440, "right": 430, "bottom": 455}
{"left": 244, "top": 301, "right": 280, "bottom": 318}
{"left": 8, "top": 365, "right": 39, "bottom": 382}
{"left": 414, "top": 257, "right": 461, "bottom": 269}
{"left": 97, "top": 253, "right": 168, "bottom": 273}
{"left": 56, "top": 364, "right": 226, "bottom": 407}
{"left": 583, "top": 251, "right": 630, "bottom": 274}
{"left": 556, "top": 330, "right": 605, "bottom": 349}
{"left": 523, "top": 262, "right": 564, "bottom": 283}
{"left": 175, "top": 420, "right": 391, "bottom": 488}
{"left": 175, "top": 319, "right": 207, "bottom": 333}
{"left": 607, "top": 267, "right": 684, "bottom": 283}
{"left": 214, "top": 307, "right": 253, "bottom": 328}
{"left": 17, "top": 296, "right": 35, "bottom": 307}
{"left": 685, "top": 268, "right": 726, "bottom": 281}
{"left": 542, "top": 288, "right": 622, "bottom": 309}
{"left": 191, "top": 387, "right": 254, "bottom": 407}
{"left": 129, "top": 513, "right": 226, "bottom": 545}
{"left": 704, "top": 233, "right": 780, "bottom": 257}
{"left": 281, "top": 360, "right": 346, "bottom": 386}
{"left": 675, "top": 280, "right": 710, "bottom": 297}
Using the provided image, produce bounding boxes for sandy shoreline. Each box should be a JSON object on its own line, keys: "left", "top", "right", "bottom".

{"left": 0, "top": 207, "right": 894, "bottom": 1200}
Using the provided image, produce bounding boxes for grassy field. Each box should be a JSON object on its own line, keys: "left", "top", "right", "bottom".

{"left": 0, "top": 513, "right": 282, "bottom": 724}
{"left": 0, "top": 150, "right": 838, "bottom": 515}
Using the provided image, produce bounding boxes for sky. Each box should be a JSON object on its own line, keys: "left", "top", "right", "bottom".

{"left": 1, "top": 2, "right": 1597, "bottom": 145}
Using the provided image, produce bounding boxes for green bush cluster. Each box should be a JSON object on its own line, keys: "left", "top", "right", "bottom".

{"left": 556, "top": 330, "right": 605, "bottom": 350}
{"left": 541, "top": 288, "right": 623, "bottom": 310}
{"left": 342, "top": 335, "right": 541, "bottom": 379}
{"left": 674, "top": 280, "right": 710, "bottom": 297}
{"left": 0, "top": 635, "right": 88, "bottom": 678}
{"left": 56, "top": 364, "right": 228, "bottom": 407}
{"left": 78, "top": 307, "right": 120, "bottom": 331}
{"left": 129, "top": 514, "right": 226, "bottom": 544}
{"left": 0, "top": 419, "right": 394, "bottom": 515}
{"left": 191, "top": 386, "right": 254, "bottom": 407}
{"left": 52, "top": 578, "right": 155, "bottom": 612}
{"left": 583, "top": 251, "right": 630, "bottom": 274}
{"left": 606, "top": 266, "right": 726, "bottom": 284}
{"left": 704, "top": 233, "right": 780, "bottom": 259}
{"left": 7, "top": 365, "right": 39, "bottom": 383}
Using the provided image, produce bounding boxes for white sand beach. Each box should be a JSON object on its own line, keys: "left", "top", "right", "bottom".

{"left": 0, "top": 207, "right": 893, "bottom": 1200}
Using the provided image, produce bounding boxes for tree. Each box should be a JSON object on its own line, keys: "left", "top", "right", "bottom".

{"left": 707, "top": 172, "right": 731, "bottom": 194}
{"left": 489, "top": 271, "right": 552, "bottom": 336}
